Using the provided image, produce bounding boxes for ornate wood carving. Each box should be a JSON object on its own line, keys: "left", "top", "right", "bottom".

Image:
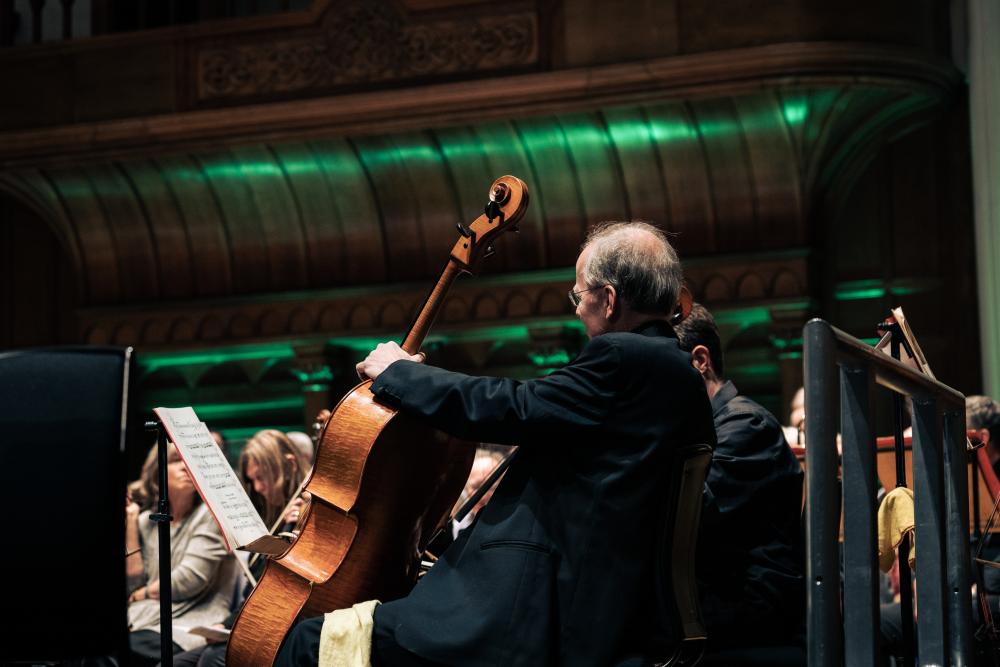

{"left": 197, "top": 3, "right": 537, "bottom": 101}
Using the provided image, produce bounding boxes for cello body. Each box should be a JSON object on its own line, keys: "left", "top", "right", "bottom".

{"left": 227, "top": 383, "right": 473, "bottom": 664}
{"left": 227, "top": 176, "right": 529, "bottom": 666}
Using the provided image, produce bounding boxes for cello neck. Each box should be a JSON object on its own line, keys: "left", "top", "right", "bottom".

{"left": 401, "top": 259, "right": 465, "bottom": 355}
{"left": 400, "top": 175, "right": 530, "bottom": 355}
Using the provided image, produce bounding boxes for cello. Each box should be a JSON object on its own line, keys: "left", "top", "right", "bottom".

{"left": 227, "top": 176, "right": 530, "bottom": 666}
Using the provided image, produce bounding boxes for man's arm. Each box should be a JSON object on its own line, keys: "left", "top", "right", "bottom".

{"left": 369, "top": 336, "right": 622, "bottom": 445}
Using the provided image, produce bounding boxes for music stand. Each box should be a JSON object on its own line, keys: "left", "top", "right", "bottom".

{"left": 0, "top": 347, "right": 133, "bottom": 663}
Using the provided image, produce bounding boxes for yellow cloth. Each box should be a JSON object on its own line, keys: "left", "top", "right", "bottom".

{"left": 878, "top": 487, "right": 916, "bottom": 573}
{"left": 318, "top": 600, "right": 381, "bottom": 667}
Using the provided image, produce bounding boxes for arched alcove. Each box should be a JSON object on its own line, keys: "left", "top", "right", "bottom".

{"left": 0, "top": 193, "right": 78, "bottom": 349}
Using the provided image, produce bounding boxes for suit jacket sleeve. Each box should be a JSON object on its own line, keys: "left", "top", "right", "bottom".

{"left": 370, "top": 335, "right": 621, "bottom": 445}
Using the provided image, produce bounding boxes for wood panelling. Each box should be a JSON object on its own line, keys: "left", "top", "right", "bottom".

{"left": 824, "top": 100, "right": 979, "bottom": 402}
{"left": 0, "top": 197, "right": 76, "bottom": 348}
{"left": 674, "top": 0, "right": 948, "bottom": 56}
{"left": 0, "top": 64, "right": 955, "bottom": 315}
{"left": 0, "top": 1, "right": 952, "bottom": 130}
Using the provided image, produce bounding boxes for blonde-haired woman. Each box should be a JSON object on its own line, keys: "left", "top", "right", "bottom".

{"left": 239, "top": 429, "right": 310, "bottom": 529}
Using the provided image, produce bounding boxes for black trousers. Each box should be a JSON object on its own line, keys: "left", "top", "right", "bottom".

{"left": 162, "top": 643, "right": 227, "bottom": 667}
{"left": 275, "top": 606, "right": 442, "bottom": 667}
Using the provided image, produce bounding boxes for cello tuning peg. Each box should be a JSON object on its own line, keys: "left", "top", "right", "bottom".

{"left": 484, "top": 201, "right": 505, "bottom": 224}
{"left": 456, "top": 222, "right": 473, "bottom": 238}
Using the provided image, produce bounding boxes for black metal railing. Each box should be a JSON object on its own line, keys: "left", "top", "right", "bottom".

{"left": 804, "top": 318, "right": 972, "bottom": 666}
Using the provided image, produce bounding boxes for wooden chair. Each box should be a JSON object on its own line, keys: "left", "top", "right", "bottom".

{"left": 648, "top": 443, "right": 713, "bottom": 667}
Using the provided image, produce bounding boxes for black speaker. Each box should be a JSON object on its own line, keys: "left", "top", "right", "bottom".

{"left": 0, "top": 346, "right": 133, "bottom": 662}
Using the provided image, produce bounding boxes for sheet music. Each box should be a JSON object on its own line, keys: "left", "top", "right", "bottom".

{"left": 890, "top": 307, "right": 936, "bottom": 380}
{"left": 153, "top": 406, "right": 269, "bottom": 551}
{"left": 874, "top": 308, "right": 933, "bottom": 378}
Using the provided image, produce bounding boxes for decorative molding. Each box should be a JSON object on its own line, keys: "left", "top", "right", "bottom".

{"left": 0, "top": 77, "right": 939, "bottom": 308}
{"left": 77, "top": 253, "right": 810, "bottom": 349}
{"left": 197, "top": 5, "right": 537, "bottom": 101}
{"left": 0, "top": 43, "right": 959, "bottom": 168}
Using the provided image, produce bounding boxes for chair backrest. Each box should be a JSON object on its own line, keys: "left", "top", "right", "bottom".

{"left": 652, "top": 443, "right": 713, "bottom": 667}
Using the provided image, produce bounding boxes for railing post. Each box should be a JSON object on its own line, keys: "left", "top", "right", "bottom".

{"left": 804, "top": 319, "right": 843, "bottom": 667}
{"left": 944, "top": 409, "right": 974, "bottom": 665}
{"left": 911, "top": 397, "right": 948, "bottom": 664}
{"left": 840, "top": 364, "right": 879, "bottom": 665}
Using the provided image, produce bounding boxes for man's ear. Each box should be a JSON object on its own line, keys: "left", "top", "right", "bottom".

{"left": 603, "top": 285, "right": 618, "bottom": 320}
{"left": 690, "top": 344, "right": 713, "bottom": 376}
{"left": 284, "top": 452, "right": 299, "bottom": 472}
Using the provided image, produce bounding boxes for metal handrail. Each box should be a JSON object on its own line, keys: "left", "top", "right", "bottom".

{"left": 804, "top": 318, "right": 971, "bottom": 666}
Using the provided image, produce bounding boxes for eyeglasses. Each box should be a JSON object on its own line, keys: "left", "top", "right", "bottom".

{"left": 568, "top": 285, "right": 605, "bottom": 308}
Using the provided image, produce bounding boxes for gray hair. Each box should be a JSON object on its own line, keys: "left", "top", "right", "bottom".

{"left": 967, "top": 395, "right": 1000, "bottom": 443}
{"left": 581, "top": 221, "right": 682, "bottom": 314}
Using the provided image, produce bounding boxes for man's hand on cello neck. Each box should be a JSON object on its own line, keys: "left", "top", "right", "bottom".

{"left": 356, "top": 342, "right": 426, "bottom": 381}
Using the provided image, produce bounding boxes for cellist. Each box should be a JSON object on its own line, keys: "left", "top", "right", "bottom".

{"left": 277, "top": 221, "right": 717, "bottom": 667}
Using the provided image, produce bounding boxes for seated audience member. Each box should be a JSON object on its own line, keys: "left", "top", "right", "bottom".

{"left": 451, "top": 448, "right": 505, "bottom": 539}
{"left": 783, "top": 386, "right": 805, "bottom": 447}
{"left": 169, "top": 429, "right": 311, "bottom": 667}
{"left": 286, "top": 431, "right": 316, "bottom": 466}
{"left": 125, "top": 443, "right": 238, "bottom": 666}
{"left": 880, "top": 395, "right": 1000, "bottom": 663}
{"left": 127, "top": 445, "right": 160, "bottom": 512}
{"left": 968, "top": 396, "right": 1000, "bottom": 632}
{"left": 675, "top": 303, "right": 805, "bottom": 652}
{"left": 239, "top": 429, "right": 311, "bottom": 529}
{"left": 969, "top": 395, "right": 1000, "bottom": 477}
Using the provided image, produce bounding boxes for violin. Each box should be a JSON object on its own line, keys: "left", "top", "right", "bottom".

{"left": 227, "top": 176, "right": 529, "bottom": 666}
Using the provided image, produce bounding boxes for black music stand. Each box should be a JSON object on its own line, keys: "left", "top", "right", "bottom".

{"left": 0, "top": 347, "right": 134, "bottom": 663}
{"left": 876, "top": 319, "right": 915, "bottom": 667}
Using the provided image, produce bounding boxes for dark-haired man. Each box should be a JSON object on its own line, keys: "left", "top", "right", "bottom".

{"left": 674, "top": 303, "right": 805, "bottom": 652}
{"left": 968, "top": 395, "right": 1000, "bottom": 475}
{"left": 276, "top": 222, "right": 716, "bottom": 666}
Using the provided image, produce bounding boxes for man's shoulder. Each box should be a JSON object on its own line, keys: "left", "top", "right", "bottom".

{"left": 592, "top": 329, "right": 682, "bottom": 356}
{"left": 714, "top": 391, "right": 795, "bottom": 461}
{"left": 715, "top": 392, "right": 785, "bottom": 438}
{"left": 721, "top": 393, "right": 778, "bottom": 422}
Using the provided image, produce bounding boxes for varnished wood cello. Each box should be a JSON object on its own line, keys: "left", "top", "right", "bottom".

{"left": 227, "top": 176, "right": 530, "bottom": 666}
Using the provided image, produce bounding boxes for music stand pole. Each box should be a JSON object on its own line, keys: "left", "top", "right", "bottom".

{"left": 878, "top": 321, "right": 914, "bottom": 666}
{"left": 145, "top": 420, "right": 174, "bottom": 667}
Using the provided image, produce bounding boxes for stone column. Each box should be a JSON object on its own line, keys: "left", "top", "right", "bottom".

{"left": 969, "top": 0, "right": 1000, "bottom": 394}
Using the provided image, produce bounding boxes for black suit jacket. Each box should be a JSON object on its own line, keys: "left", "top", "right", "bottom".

{"left": 697, "top": 381, "right": 805, "bottom": 646}
{"left": 369, "top": 321, "right": 716, "bottom": 666}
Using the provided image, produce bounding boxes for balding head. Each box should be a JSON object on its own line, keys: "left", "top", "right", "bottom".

{"left": 580, "top": 221, "right": 682, "bottom": 315}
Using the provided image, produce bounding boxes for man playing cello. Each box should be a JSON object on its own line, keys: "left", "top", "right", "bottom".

{"left": 277, "top": 221, "right": 716, "bottom": 666}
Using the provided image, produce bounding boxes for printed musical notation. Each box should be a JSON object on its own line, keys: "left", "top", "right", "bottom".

{"left": 153, "top": 406, "right": 270, "bottom": 552}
